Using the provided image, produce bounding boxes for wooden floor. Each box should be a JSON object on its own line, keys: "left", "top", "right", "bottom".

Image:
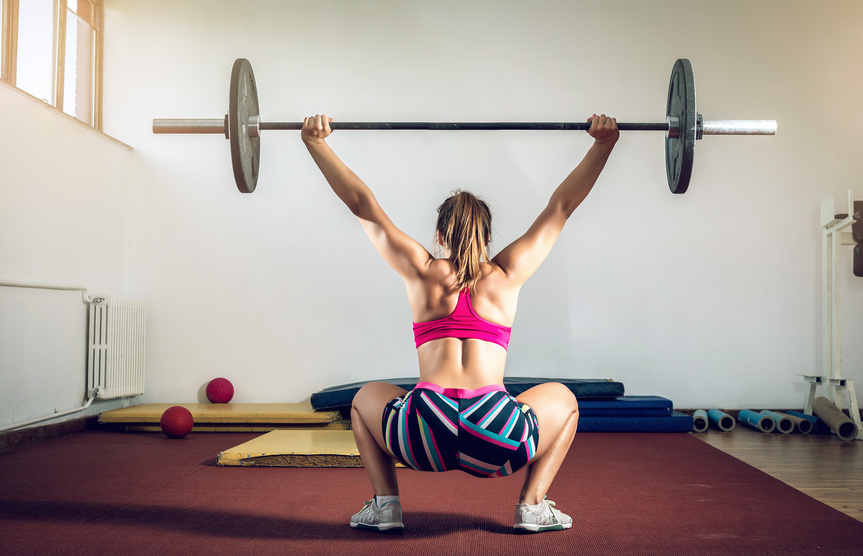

{"left": 696, "top": 426, "right": 863, "bottom": 522}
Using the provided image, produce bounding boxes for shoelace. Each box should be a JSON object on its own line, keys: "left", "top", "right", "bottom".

{"left": 543, "top": 500, "right": 560, "bottom": 524}
{"left": 357, "top": 500, "right": 376, "bottom": 520}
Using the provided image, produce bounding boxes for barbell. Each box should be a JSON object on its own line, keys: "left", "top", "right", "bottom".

{"left": 153, "top": 58, "right": 776, "bottom": 195}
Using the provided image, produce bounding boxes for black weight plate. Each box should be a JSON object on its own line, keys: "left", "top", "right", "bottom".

{"left": 665, "top": 59, "right": 696, "bottom": 194}
{"left": 229, "top": 59, "right": 261, "bottom": 193}
{"left": 854, "top": 201, "right": 863, "bottom": 243}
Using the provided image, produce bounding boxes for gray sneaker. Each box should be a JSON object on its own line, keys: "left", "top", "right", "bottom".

{"left": 514, "top": 498, "right": 572, "bottom": 533}
{"left": 350, "top": 498, "right": 404, "bottom": 533}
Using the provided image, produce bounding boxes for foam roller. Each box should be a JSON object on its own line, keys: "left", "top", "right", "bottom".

{"left": 759, "top": 410, "right": 794, "bottom": 434}
{"left": 692, "top": 410, "right": 709, "bottom": 433}
{"left": 707, "top": 409, "right": 735, "bottom": 431}
{"left": 773, "top": 411, "right": 813, "bottom": 434}
{"left": 784, "top": 410, "right": 830, "bottom": 434}
{"left": 738, "top": 409, "right": 775, "bottom": 432}
{"left": 812, "top": 397, "right": 858, "bottom": 441}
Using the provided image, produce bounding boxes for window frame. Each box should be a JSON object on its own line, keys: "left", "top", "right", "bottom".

{"left": 1, "top": 0, "right": 103, "bottom": 131}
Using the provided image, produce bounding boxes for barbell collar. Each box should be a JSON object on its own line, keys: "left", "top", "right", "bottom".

{"left": 249, "top": 115, "right": 261, "bottom": 138}
{"left": 665, "top": 115, "right": 680, "bottom": 139}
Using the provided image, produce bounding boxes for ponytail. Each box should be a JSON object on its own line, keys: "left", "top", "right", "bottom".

{"left": 436, "top": 191, "right": 492, "bottom": 292}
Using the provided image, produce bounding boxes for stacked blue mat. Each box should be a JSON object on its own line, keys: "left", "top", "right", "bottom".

{"left": 578, "top": 396, "right": 693, "bottom": 433}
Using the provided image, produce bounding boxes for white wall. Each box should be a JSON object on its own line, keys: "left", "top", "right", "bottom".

{"left": 95, "top": 0, "right": 861, "bottom": 409}
{"left": 0, "top": 83, "right": 139, "bottom": 428}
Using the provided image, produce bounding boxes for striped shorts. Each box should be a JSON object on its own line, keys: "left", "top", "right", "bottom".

{"left": 381, "top": 382, "right": 539, "bottom": 478}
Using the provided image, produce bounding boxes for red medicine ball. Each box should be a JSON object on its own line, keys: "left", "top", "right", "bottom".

{"left": 160, "top": 406, "right": 194, "bottom": 438}
{"left": 206, "top": 377, "right": 234, "bottom": 403}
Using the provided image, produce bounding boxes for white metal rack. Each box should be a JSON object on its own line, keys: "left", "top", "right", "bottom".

{"left": 803, "top": 191, "right": 862, "bottom": 439}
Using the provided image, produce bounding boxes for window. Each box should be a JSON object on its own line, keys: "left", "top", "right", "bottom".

{"left": 1, "top": 0, "right": 102, "bottom": 129}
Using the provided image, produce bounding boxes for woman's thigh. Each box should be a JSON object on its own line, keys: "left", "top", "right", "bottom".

{"left": 515, "top": 382, "right": 579, "bottom": 459}
{"left": 351, "top": 382, "right": 409, "bottom": 451}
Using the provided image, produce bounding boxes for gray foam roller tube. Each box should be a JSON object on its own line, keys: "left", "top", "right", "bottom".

{"left": 738, "top": 409, "right": 775, "bottom": 432}
{"left": 692, "top": 410, "right": 709, "bottom": 433}
{"left": 812, "top": 397, "right": 858, "bottom": 441}
{"left": 707, "top": 409, "right": 735, "bottom": 431}
{"left": 760, "top": 410, "right": 794, "bottom": 434}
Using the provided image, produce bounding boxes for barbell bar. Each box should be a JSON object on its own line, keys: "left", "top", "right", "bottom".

{"left": 152, "top": 58, "right": 777, "bottom": 195}
{"left": 154, "top": 118, "right": 776, "bottom": 134}
{"left": 154, "top": 118, "right": 674, "bottom": 133}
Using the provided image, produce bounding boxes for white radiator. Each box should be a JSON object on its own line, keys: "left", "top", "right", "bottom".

{"left": 88, "top": 295, "right": 147, "bottom": 399}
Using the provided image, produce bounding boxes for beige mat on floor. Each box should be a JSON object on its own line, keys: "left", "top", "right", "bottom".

{"left": 98, "top": 403, "right": 348, "bottom": 433}
{"left": 217, "top": 429, "right": 364, "bottom": 467}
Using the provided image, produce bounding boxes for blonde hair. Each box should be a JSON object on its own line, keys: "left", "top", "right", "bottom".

{"left": 436, "top": 190, "right": 492, "bottom": 292}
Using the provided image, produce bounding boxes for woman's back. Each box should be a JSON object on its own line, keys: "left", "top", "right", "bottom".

{"left": 410, "top": 259, "right": 518, "bottom": 389}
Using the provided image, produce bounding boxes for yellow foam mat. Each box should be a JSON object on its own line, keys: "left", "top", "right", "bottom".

{"left": 217, "top": 429, "right": 363, "bottom": 468}
{"left": 99, "top": 403, "right": 341, "bottom": 425}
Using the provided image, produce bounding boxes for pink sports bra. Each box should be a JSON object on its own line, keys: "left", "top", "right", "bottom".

{"left": 413, "top": 289, "right": 512, "bottom": 350}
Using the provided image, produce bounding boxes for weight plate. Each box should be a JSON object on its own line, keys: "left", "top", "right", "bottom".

{"left": 665, "top": 59, "right": 696, "bottom": 194}
{"left": 229, "top": 59, "right": 261, "bottom": 193}
{"left": 854, "top": 201, "right": 863, "bottom": 243}
{"left": 855, "top": 244, "right": 862, "bottom": 278}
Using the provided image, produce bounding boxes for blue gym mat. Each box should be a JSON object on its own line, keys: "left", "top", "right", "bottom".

{"left": 577, "top": 396, "right": 691, "bottom": 432}
{"left": 579, "top": 396, "right": 673, "bottom": 417}
{"left": 578, "top": 412, "right": 693, "bottom": 432}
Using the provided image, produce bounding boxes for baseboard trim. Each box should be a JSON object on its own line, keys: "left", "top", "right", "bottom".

{"left": 0, "top": 416, "right": 100, "bottom": 452}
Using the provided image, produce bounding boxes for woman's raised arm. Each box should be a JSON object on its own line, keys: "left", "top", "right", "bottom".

{"left": 302, "top": 115, "right": 433, "bottom": 280}
{"left": 493, "top": 114, "right": 619, "bottom": 286}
